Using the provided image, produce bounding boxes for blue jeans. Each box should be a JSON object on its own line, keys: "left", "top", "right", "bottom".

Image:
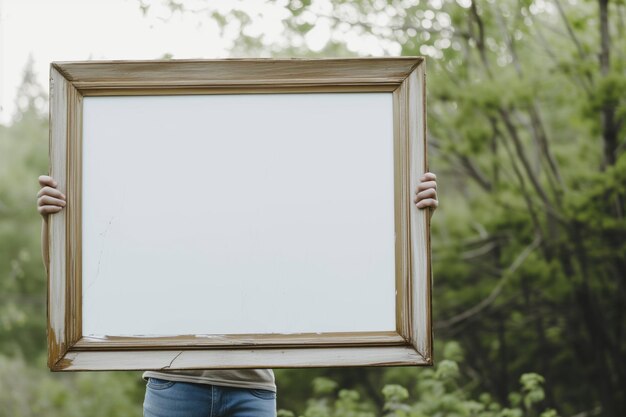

{"left": 143, "top": 377, "right": 277, "bottom": 417}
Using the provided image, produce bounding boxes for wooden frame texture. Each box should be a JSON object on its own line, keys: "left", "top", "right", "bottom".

{"left": 47, "top": 57, "right": 431, "bottom": 371}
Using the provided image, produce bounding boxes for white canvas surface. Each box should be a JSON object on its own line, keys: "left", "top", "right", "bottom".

{"left": 81, "top": 92, "right": 396, "bottom": 337}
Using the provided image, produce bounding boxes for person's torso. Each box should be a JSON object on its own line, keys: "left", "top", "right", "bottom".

{"left": 142, "top": 368, "right": 276, "bottom": 391}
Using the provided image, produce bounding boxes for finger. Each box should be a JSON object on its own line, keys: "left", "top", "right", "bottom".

{"left": 39, "top": 175, "right": 58, "bottom": 188}
{"left": 416, "top": 180, "right": 437, "bottom": 193}
{"left": 416, "top": 198, "right": 438, "bottom": 209}
{"left": 38, "top": 205, "right": 64, "bottom": 215}
{"left": 37, "top": 186, "right": 66, "bottom": 199}
{"left": 420, "top": 172, "right": 437, "bottom": 181}
{"left": 414, "top": 188, "right": 437, "bottom": 202}
{"left": 38, "top": 195, "right": 66, "bottom": 208}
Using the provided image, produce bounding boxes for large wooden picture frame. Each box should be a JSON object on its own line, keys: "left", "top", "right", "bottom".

{"left": 47, "top": 57, "right": 431, "bottom": 371}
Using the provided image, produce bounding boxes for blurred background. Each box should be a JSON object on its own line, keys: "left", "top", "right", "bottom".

{"left": 1, "top": 0, "right": 625, "bottom": 416}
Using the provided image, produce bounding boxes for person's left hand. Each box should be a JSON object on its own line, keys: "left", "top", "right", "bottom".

{"left": 414, "top": 172, "right": 438, "bottom": 219}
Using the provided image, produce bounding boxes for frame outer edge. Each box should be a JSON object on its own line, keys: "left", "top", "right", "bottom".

{"left": 408, "top": 60, "right": 432, "bottom": 364}
{"left": 422, "top": 60, "right": 433, "bottom": 364}
{"left": 49, "top": 57, "right": 431, "bottom": 370}
{"left": 48, "top": 66, "right": 70, "bottom": 369}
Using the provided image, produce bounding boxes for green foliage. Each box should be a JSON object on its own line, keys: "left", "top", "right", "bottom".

{"left": 520, "top": 373, "right": 545, "bottom": 410}
{"left": 279, "top": 351, "right": 558, "bottom": 417}
{"left": 2, "top": 0, "right": 626, "bottom": 415}
{"left": 0, "top": 355, "right": 144, "bottom": 417}
{"left": 312, "top": 377, "right": 339, "bottom": 396}
{"left": 0, "top": 62, "right": 49, "bottom": 359}
{"left": 213, "top": 0, "right": 624, "bottom": 414}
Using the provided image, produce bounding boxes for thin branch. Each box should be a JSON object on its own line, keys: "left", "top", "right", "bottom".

{"left": 598, "top": 0, "right": 611, "bottom": 76}
{"left": 491, "top": 4, "right": 566, "bottom": 202}
{"left": 465, "top": 2, "right": 565, "bottom": 208}
{"left": 498, "top": 107, "right": 557, "bottom": 215}
{"left": 428, "top": 126, "right": 493, "bottom": 192}
{"left": 469, "top": 0, "right": 493, "bottom": 78}
{"left": 511, "top": 107, "right": 565, "bottom": 208}
{"left": 490, "top": 118, "right": 549, "bottom": 232}
{"left": 436, "top": 233, "right": 542, "bottom": 329}
{"left": 458, "top": 154, "right": 493, "bottom": 191}
{"left": 553, "top": 0, "right": 588, "bottom": 60}
{"left": 461, "top": 240, "right": 498, "bottom": 259}
{"left": 617, "top": 3, "right": 626, "bottom": 41}
{"left": 599, "top": 0, "right": 618, "bottom": 168}
{"left": 529, "top": 12, "right": 559, "bottom": 62}
{"left": 492, "top": 2, "right": 523, "bottom": 76}
{"left": 530, "top": 12, "right": 593, "bottom": 95}
{"left": 528, "top": 104, "right": 565, "bottom": 189}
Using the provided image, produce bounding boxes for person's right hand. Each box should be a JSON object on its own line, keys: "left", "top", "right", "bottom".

{"left": 37, "top": 175, "right": 66, "bottom": 219}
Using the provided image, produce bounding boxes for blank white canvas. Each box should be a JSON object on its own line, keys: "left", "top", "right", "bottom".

{"left": 81, "top": 93, "right": 396, "bottom": 337}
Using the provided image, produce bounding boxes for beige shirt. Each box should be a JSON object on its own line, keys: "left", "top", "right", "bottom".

{"left": 142, "top": 369, "right": 276, "bottom": 392}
